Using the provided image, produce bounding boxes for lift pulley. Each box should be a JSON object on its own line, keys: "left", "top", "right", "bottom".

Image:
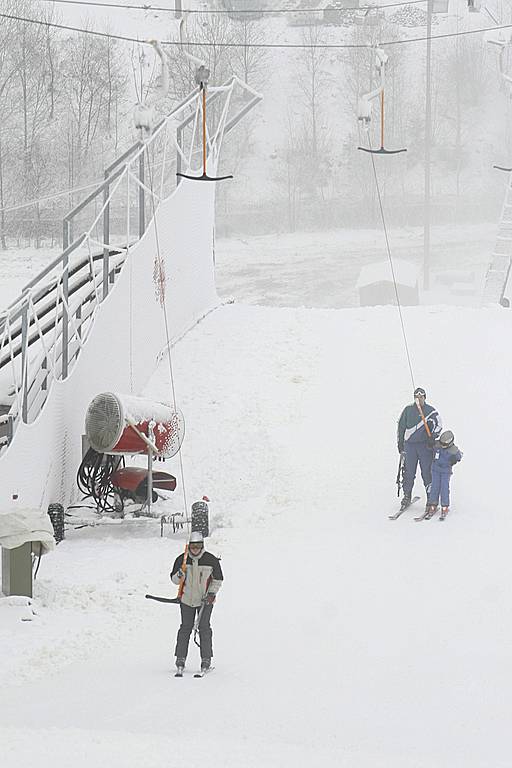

{"left": 176, "top": 65, "right": 233, "bottom": 183}
{"left": 357, "top": 48, "right": 406, "bottom": 156}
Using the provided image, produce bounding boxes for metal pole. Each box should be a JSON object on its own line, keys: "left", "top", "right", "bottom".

{"left": 424, "top": 0, "right": 433, "bottom": 292}
{"left": 139, "top": 152, "right": 145, "bottom": 238}
{"left": 147, "top": 447, "right": 153, "bottom": 514}
{"left": 21, "top": 301, "right": 28, "bottom": 423}
{"left": 63, "top": 219, "right": 69, "bottom": 251}
{"left": 62, "top": 251, "right": 69, "bottom": 379}
{"left": 103, "top": 171, "right": 110, "bottom": 299}
{"left": 176, "top": 126, "right": 182, "bottom": 187}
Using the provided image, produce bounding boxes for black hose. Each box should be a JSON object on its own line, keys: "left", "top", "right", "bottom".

{"left": 76, "top": 447, "right": 124, "bottom": 514}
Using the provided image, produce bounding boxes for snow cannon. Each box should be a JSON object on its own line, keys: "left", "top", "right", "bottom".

{"left": 85, "top": 392, "right": 185, "bottom": 458}
{"left": 79, "top": 393, "right": 184, "bottom": 517}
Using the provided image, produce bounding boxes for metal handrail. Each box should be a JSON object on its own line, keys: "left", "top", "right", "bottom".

{"left": 0, "top": 75, "right": 262, "bottom": 451}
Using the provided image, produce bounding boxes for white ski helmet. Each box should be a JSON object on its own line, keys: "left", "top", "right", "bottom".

{"left": 189, "top": 531, "right": 204, "bottom": 545}
{"left": 440, "top": 430, "right": 454, "bottom": 448}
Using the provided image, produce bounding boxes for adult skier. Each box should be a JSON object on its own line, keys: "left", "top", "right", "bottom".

{"left": 397, "top": 386, "right": 442, "bottom": 512}
{"left": 170, "top": 530, "right": 223, "bottom": 674}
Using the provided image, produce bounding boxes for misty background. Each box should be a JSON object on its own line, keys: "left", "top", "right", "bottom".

{"left": 0, "top": 0, "right": 511, "bottom": 306}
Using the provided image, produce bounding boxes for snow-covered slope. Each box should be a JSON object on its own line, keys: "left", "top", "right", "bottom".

{"left": 1, "top": 301, "right": 511, "bottom": 767}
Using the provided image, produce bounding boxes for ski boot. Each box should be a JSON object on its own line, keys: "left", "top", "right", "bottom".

{"left": 425, "top": 504, "right": 438, "bottom": 519}
{"left": 440, "top": 506, "right": 449, "bottom": 521}
{"left": 175, "top": 657, "right": 186, "bottom": 677}
{"left": 399, "top": 496, "right": 411, "bottom": 512}
{"left": 201, "top": 658, "right": 211, "bottom": 672}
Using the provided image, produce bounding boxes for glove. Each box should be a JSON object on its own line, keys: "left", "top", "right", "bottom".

{"left": 400, "top": 450, "right": 406, "bottom": 460}
{"left": 204, "top": 593, "right": 216, "bottom": 605}
{"left": 176, "top": 569, "right": 185, "bottom": 580}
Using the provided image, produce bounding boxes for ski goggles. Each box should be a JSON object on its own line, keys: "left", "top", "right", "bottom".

{"left": 414, "top": 388, "right": 426, "bottom": 397}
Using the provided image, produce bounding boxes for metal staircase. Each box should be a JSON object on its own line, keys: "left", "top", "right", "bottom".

{"left": 0, "top": 77, "right": 261, "bottom": 454}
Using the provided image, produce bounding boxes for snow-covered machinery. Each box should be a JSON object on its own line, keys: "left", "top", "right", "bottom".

{"left": 78, "top": 392, "right": 185, "bottom": 516}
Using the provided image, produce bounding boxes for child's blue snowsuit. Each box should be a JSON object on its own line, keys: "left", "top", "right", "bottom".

{"left": 429, "top": 442, "right": 463, "bottom": 507}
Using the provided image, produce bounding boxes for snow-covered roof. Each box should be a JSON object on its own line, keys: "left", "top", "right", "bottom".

{"left": 356, "top": 259, "right": 419, "bottom": 289}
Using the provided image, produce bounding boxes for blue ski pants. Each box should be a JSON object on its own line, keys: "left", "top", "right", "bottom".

{"left": 403, "top": 441, "right": 433, "bottom": 499}
{"left": 429, "top": 468, "right": 451, "bottom": 507}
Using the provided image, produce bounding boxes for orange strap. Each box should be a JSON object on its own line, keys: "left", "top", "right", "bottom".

{"left": 177, "top": 544, "right": 188, "bottom": 600}
{"left": 416, "top": 401, "right": 432, "bottom": 439}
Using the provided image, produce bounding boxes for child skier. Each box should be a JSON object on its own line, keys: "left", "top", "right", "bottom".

{"left": 427, "top": 430, "right": 462, "bottom": 519}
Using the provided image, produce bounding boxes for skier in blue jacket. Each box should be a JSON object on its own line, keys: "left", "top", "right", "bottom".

{"left": 427, "top": 430, "right": 462, "bottom": 516}
{"left": 397, "top": 386, "right": 442, "bottom": 512}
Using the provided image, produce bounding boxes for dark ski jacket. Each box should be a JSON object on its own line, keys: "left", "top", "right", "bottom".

{"left": 397, "top": 401, "right": 442, "bottom": 452}
{"left": 432, "top": 442, "right": 463, "bottom": 475}
{"left": 170, "top": 550, "right": 223, "bottom": 608}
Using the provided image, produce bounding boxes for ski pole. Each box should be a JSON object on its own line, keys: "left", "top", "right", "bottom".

{"left": 396, "top": 453, "right": 404, "bottom": 497}
{"left": 193, "top": 598, "right": 207, "bottom": 648}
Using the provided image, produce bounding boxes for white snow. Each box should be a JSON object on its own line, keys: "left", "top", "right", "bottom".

{"left": 1, "top": 300, "right": 512, "bottom": 767}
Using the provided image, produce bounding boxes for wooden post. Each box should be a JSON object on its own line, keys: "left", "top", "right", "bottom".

{"left": 1, "top": 543, "right": 33, "bottom": 598}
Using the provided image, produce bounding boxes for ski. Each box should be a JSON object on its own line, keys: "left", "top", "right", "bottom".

{"left": 425, "top": 505, "right": 439, "bottom": 520}
{"left": 414, "top": 505, "right": 433, "bottom": 522}
{"left": 389, "top": 496, "right": 420, "bottom": 520}
{"left": 194, "top": 666, "right": 214, "bottom": 678}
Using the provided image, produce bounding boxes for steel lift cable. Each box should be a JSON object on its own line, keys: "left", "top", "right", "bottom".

{"left": 4, "top": 11, "right": 512, "bottom": 50}
{"left": 42, "top": 0, "right": 431, "bottom": 13}
{"left": 364, "top": 130, "right": 416, "bottom": 391}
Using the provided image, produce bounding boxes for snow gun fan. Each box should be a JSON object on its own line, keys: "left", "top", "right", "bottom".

{"left": 78, "top": 392, "right": 185, "bottom": 516}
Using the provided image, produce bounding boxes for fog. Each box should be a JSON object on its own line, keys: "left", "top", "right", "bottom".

{"left": 0, "top": 0, "right": 511, "bottom": 308}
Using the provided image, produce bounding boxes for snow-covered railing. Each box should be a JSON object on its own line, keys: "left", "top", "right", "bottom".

{"left": 0, "top": 76, "right": 262, "bottom": 454}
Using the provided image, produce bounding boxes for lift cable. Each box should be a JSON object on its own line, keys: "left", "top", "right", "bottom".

{"left": 40, "top": 0, "right": 431, "bottom": 14}
{"left": 3, "top": 11, "right": 512, "bottom": 51}
{"left": 365, "top": 131, "right": 416, "bottom": 389}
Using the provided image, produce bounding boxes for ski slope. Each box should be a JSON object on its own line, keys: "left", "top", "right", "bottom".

{"left": 1, "top": 301, "right": 512, "bottom": 767}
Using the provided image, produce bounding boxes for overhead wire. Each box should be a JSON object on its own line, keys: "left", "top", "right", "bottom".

{"left": 364, "top": 131, "right": 416, "bottom": 389}
{"left": 40, "top": 0, "right": 431, "bottom": 13}
{"left": 2, "top": 10, "right": 512, "bottom": 50}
